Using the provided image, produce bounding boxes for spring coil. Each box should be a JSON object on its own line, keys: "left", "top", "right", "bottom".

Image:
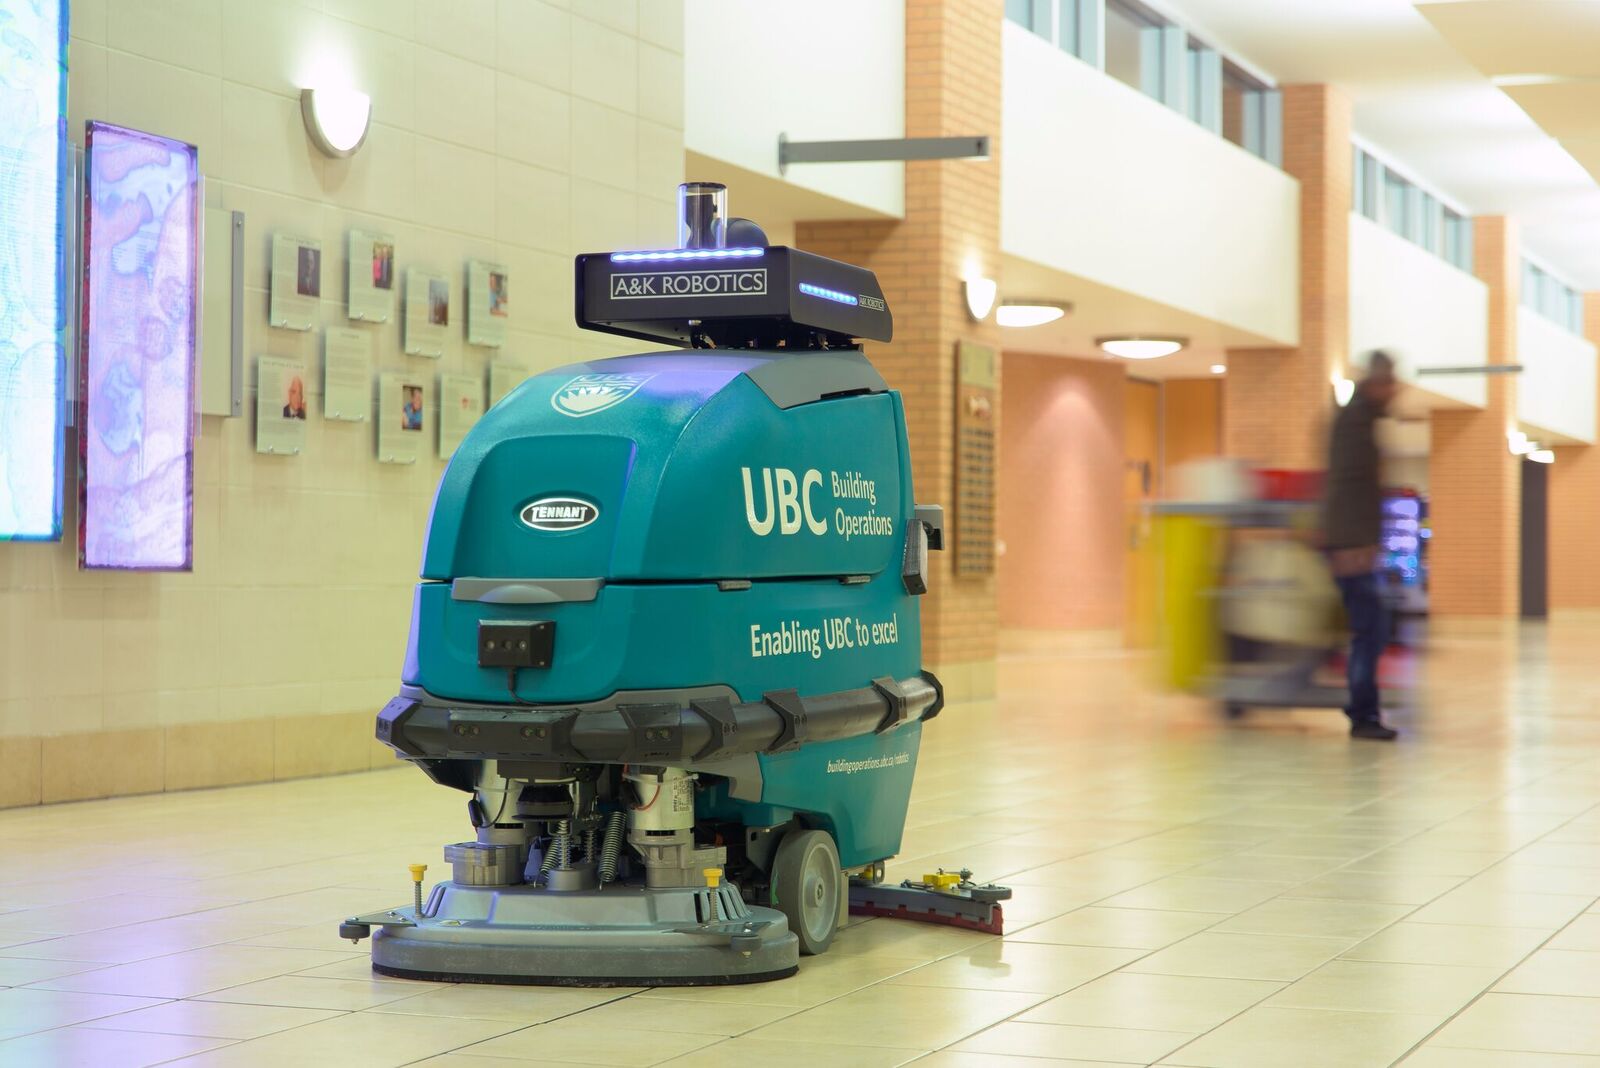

{"left": 597, "top": 810, "right": 625, "bottom": 884}
{"left": 539, "top": 819, "right": 571, "bottom": 880}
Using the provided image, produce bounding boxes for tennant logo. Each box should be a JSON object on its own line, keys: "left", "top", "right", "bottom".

{"left": 610, "top": 269, "right": 767, "bottom": 300}
{"left": 520, "top": 498, "right": 599, "bottom": 532}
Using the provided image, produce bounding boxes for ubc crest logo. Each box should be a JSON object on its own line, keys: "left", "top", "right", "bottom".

{"left": 551, "top": 373, "right": 655, "bottom": 418}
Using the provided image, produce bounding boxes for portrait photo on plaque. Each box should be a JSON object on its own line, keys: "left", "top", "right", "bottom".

{"left": 270, "top": 233, "right": 321, "bottom": 330}
{"left": 347, "top": 229, "right": 396, "bottom": 322}
{"left": 378, "top": 372, "right": 423, "bottom": 463}
{"left": 256, "top": 355, "right": 309, "bottom": 455}
{"left": 405, "top": 268, "right": 449, "bottom": 357}
{"left": 467, "top": 260, "right": 508, "bottom": 347}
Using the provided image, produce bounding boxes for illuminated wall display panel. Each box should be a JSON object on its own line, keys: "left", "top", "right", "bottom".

{"left": 79, "top": 121, "right": 200, "bottom": 570}
{"left": 0, "top": 1, "right": 68, "bottom": 541}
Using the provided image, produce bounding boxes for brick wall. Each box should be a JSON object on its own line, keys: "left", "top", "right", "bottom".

{"left": 1548, "top": 292, "right": 1600, "bottom": 610}
{"left": 798, "top": 0, "right": 1003, "bottom": 699}
{"left": 1224, "top": 85, "right": 1348, "bottom": 470}
{"left": 1428, "top": 216, "right": 1521, "bottom": 617}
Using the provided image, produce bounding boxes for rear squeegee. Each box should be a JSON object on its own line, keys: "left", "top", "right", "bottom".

{"left": 848, "top": 868, "right": 1011, "bottom": 935}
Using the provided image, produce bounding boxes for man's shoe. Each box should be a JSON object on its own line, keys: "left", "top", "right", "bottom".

{"left": 1350, "top": 721, "right": 1398, "bottom": 741}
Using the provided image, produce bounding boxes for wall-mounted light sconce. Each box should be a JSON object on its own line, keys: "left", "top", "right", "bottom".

{"left": 964, "top": 276, "right": 997, "bottom": 321}
{"left": 1332, "top": 374, "right": 1356, "bottom": 407}
{"left": 1529, "top": 449, "right": 1555, "bottom": 464}
{"left": 1099, "top": 336, "right": 1187, "bottom": 360}
{"left": 301, "top": 87, "right": 372, "bottom": 158}
{"left": 1508, "top": 429, "right": 1538, "bottom": 456}
{"left": 996, "top": 300, "right": 1070, "bottom": 328}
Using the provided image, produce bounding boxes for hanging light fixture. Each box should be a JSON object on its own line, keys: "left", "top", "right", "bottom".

{"left": 996, "top": 300, "right": 1070, "bottom": 328}
{"left": 1097, "top": 336, "right": 1186, "bottom": 360}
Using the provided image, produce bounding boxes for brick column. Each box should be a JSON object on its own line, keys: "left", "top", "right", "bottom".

{"left": 1548, "top": 292, "right": 1600, "bottom": 611}
{"left": 796, "top": 0, "right": 1002, "bottom": 700}
{"left": 1428, "top": 216, "right": 1521, "bottom": 617}
{"left": 1224, "top": 84, "right": 1351, "bottom": 469}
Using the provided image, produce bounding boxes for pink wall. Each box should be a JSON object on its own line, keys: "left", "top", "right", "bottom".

{"left": 998, "top": 352, "right": 1127, "bottom": 631}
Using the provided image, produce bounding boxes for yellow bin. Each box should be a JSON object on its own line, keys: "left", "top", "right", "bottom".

{"left": 1157, "top": 514, "right": 1222, "bottom": 692}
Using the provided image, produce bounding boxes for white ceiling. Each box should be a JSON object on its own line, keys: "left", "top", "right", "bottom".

{"left": 1151, "top": 0, "right": 1600, "bottom": 289}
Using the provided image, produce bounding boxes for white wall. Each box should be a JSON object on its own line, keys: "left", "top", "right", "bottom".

{"left": 1001, "top": 23, "right": 1299, "bottom": 346}
{"left": 683, "top": 0, "right": 904, "bottom": 219}
{"left": 1519, "top": 307, "right": 1598, "bottom": 445}
{"left": 2, "top": 0, "right": 683, "bottom": 781}
{"left": 1349, "top": 214, "right": 1488, "bottom": 410}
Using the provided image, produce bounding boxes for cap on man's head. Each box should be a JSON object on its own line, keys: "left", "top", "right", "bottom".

{"left": 1365, "top": 350, "right": 1396, "bottom": 380}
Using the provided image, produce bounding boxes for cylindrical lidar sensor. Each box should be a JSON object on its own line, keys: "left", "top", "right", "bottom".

{"left": 677, "top": 182, "right": 727, "bottom": 249}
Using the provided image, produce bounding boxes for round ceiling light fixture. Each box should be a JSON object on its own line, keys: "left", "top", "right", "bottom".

{"left": 1209, "top": 364, "right": 1227, "bottom": 375}
{"left": 300, "top": 86, "right": 372, "bottom": 158}
{"left": 996, "top": 300, "right": 1070, "bottom": 328}
{"left": 1097, "top": 336, "right": 1186, "bottom": 360}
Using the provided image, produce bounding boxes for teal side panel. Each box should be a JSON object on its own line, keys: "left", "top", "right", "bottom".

{"left": 699, "top": 725, "right": 924, "bottom": 868}
{"left": 405, "top": 572, "right": 922, "bottom": 704}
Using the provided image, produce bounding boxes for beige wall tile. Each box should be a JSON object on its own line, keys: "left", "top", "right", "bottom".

{"left": 42, "top": 727, "right": 164, "bottom": 804}
{"left": 274, "top": 712, "right": 370, "bottom": 780}
{"left": 0, "top": 736, "right": 43, "bottom": 808}
{"left": 165, "top": 720, "right": 274, "bottom": 791}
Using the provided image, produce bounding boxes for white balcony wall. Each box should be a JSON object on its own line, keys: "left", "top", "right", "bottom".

{"left": 683, "top": 1, "right": 904, "bottom": 218}
{"left": 1349, "top": 215, "right": 1488, "bottom": 410}
{"left": 1001, "top": 23, "right": 1298, "bottom": 345}
{"left": 1519, "top": 307, "right": 1597, "bottom": 445}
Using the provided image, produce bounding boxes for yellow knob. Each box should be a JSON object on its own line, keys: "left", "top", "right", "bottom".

{"left": 409, "top": 863, "right": 428, "bottom": 884}
{"left": 703, "top": 867, "right": 722, "bottom": 889}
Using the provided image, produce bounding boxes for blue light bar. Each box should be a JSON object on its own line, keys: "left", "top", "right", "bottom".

{"left": 798, "top": 282, "right": 858, "bottom": 306}
{"left": 610, "top": 248, "right": 765, "bottom": 263}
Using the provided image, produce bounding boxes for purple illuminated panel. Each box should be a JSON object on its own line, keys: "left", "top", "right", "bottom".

{"left": 79, "top": 122, "right": 199, "bottom": 570}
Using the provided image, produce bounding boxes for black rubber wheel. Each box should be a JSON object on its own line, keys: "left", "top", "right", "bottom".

{"left": 771, "top": 829, "right": 841, "bottom": 956}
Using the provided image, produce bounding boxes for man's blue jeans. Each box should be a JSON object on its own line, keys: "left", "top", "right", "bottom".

{"left": 1335, "top": 571, "right": 1386, "bottom": 725}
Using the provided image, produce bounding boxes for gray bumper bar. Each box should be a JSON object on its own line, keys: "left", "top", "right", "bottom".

{"left": 377, "top": 672, "right": 943, "bottom": 767}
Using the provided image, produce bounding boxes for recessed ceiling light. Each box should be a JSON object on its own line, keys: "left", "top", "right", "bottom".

{"left": 997, "top": 300, "right": 1070, "bottom": 328}
{"left": 1097, "top": 336, "right": 1186, "bottom": 359}
{"left": 1210, "top": 364, "right": 1226, "bottom": 375}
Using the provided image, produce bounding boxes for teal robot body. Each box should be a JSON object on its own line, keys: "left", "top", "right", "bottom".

{"left": 404, "top": 350, "right": 926, "bottom": 866}
{"left": 367, "top": 186, "right": 946, "bottom": 981}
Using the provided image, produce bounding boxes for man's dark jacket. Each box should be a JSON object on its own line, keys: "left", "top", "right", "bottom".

{"left": 1322, "top": 390, "right": 1382, "bottom": 550}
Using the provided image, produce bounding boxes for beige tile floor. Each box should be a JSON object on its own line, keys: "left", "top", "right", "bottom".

{"left": 4, "top": 621, "right": 1600, "bottom": 1066}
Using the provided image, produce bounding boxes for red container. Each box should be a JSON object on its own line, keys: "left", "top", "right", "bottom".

{"left": 1256, "top": 468, "right": 1325, "bottom": 502}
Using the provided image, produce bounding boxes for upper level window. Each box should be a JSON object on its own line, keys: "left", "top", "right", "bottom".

{"left": 1523, "top": 259, "right": 1584, "bottom": 335}
{"left": 1354, "top": 145, "right": 1472, "bottom": 273}
{"left": 1006, "top": 0, "right": 1280, "bottom": 167}
{"left": 1006, "top": 0, "right": 1097, "bottom": 64}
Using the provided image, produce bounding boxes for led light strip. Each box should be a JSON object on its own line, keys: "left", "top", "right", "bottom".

{"left": 609, "top": 248, "right": 764, "bottom": 263}
{"left": 798, "top": 282, "right": 858, "bottom": 306}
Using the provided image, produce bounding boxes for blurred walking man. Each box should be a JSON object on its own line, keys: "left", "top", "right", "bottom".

{"left": 1324, "top": 351, "right": 1400, "bottom": 740}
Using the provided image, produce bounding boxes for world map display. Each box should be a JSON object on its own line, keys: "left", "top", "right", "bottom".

{"left": 79, "top": 121, "right": 198, "bottom": 569}
{"left": 0, "top": 0, "right": 67, "bottom": 540}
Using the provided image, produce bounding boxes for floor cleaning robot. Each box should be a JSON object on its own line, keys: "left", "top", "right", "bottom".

{"left": 341, "top": 183, "right": 967, "bottom": 985}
